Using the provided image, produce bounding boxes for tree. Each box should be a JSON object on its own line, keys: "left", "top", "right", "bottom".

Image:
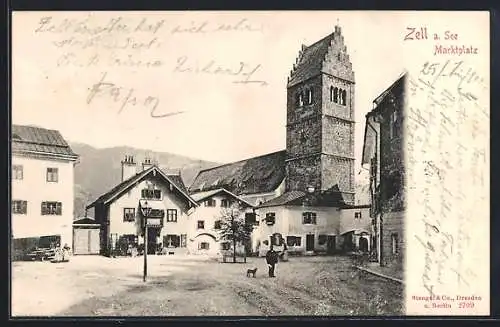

{"left": 219, "top": 202, "right": 253, "bottom": 263}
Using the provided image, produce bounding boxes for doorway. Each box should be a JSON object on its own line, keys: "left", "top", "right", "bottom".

{"left": 306, "top": 234, "right": 315, "bottom": 252}
{"left": 147, "top": 228, "right": 159, "bottom": 255}
{"left": 326, "top": 235, "right": 336, "bottom": 255}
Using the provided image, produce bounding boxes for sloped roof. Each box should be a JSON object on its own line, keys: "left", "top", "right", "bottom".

{"left": 287, "top": 33, "right": 335, "bottom": 87}
{"left": 373, "top": 72, "right": 407, "bottom": 107}
{"left": 86, "top": 166, "right": 197, "bottom": 209}
{"left": 257, "top": 191, "right": 306, "bottom": 208}
{"left": 163, "top": 173, "right": 188, "bottom": 194}
{"left": 11, "top": 124, "right": 78, "bottom": 159}
{"left": 190, "top": 188, "right": 254, "bottom": 208}
{"left": 189, "top": 151, "right": 287, "bottom": 195}
{"left": 258, "top": 187, "right": 347, "bottom": 208}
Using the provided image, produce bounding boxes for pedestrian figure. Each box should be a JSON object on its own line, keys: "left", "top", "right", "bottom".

{"left": 265, "top": 246, "right": 279, "bottom": 277}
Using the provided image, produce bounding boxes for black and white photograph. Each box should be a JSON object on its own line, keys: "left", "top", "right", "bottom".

{"left": 10, "top": 11, "right": 489, "bottom": 317}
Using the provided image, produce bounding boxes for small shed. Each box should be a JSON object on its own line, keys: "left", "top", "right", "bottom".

{"left": 72, "top": 217, "right": 101, "bottom": 255}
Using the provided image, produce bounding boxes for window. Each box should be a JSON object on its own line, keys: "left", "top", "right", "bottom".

{"left": 265, "top": 212, "right": 275, "bottom": 225}
{"left": 286, "top": 236, "right": 301, "bottom": 247}
{"left": 180, "top": 234, "right": 187, "bottom": 248}
{"left": 296, "top": 92, "right": 304, "bottom": 107}
{"left": 12, "top": 200, "right": 27, "bottom": 214}
{"left": 341, "top": 89, "right": 347, "bottom": 105}
{"left": 333, "top": 87, "right": 339, "bottom": 103}
{"left": 318, "top": 234, "right": 327, "bottom": 245}
{"left": 41, "top": 201, "right": 62, "bottom": 215}
{"left": 123, "top": 208, "right": 135, "bottom": 222}
{"left": 306, "top": 89, "right": 313, "bottom": 104}
{"left": 164, "top": 234, "right": 180, "bottom": 248}
{"left": 391, "top": 233, "right": 399, "bottom": 254}
{"left": 214, "top": 220, "right": 222, "bottom": 229}
{"left": 302, "top": 212, "right": 317, "bottom": 224}
{"left": 199, "top": 242, "right": 210, "bottom": 250}
{"left": 166, "top": 209, "right": 178, "bottom": 222}
{"left": 141, "top": 189, "right": 162, "bottom": 200}
{"left": 197, "top": 220, "right": 205, "bottom": 229}
{"left": 204, "top": 199, "right": 216, "bottom": 207}
{"left": 46, "top": 168, "right": 58, "bottom": 182}
{"left": 12, "top": 165, "right": 23, "bottom": 180}
{"left": 221, "top": 199, "right": 231, "bottom": 208}
{"left": 390, "top": 110, "right": 398, "bottom": 139}
{"left": 354, "top": 212, "right": 362, "bottom": 219}
{"left": 245, "top": 212, "right": 258, "bottom": 225}
{"left": 221, "top": 242, "right": 231, "bottom": 250}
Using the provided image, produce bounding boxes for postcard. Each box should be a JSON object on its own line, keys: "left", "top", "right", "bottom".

{"left": 10, "top": 11, "right": 489, "bottom": 317}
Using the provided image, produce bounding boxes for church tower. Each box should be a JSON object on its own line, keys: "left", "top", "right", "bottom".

{"left": 285, "top": 24, "right": 355, "bottom": 204}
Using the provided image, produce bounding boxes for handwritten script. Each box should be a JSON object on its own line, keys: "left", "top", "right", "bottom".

{"left": 408, "top": 60, "right": 488, "bottom": 298}
{"left": 33, "top": 14, "right": 268, "bottom": 118}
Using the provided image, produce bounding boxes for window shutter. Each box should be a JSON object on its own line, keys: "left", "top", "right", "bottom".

{"left": 57, "top": 203, "right": 62, "bottom": 215}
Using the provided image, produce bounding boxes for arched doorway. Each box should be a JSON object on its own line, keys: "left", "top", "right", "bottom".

{"left": 359, "top": 237, "right": 369, "bottom": 253}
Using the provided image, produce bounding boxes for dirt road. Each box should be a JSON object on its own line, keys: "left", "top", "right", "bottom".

{"left": 12, "top": 255, "right": 403, "bottom": 316}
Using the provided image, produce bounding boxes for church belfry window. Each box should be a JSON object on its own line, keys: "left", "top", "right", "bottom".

{"left": 306, "top": 89, "right": 313, "bottom": 105}
{"left": 341, "top": 89, "right": 347, "bottom": 106}
{"left": 333, "top": 87, "right": 339, "bottom": 103}
{"left": 296, "top": 92, "right": 304, "bottom": 107}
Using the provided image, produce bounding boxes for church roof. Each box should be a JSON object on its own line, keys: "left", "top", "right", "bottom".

{"left": 287, "top": 25, "right": 354, "bottom": 88}
{"left": 189, "top": 150, "right": 287, "bottom": 195}
{"left": 288, "top": 33, "right": 336, "bottom": 88}
{"left": 11, "top": 124, "right": 78, "bottom": 159}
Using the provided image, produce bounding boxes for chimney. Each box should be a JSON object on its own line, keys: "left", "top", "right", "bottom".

{"left": 121, "top": 155, "right": 137, "bottom": 182}
{"left": 142, "top": 156, "right": 154, "bottom": 171}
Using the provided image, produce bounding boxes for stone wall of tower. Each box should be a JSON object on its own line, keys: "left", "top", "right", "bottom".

{"left": 286, "top": 155, "right": 322, "bottom": 191}
{"left": 286, "top": 116, "right": 322, "bottom": 158}
{"left": 285, "top": 26, "right": 356, "bottom": 198}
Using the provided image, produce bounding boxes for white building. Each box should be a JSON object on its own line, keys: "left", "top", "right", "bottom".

{"left": 86, "top": 156, "right": 199, "bottom": 256}
{"left": 189, "top": 188, "right": 254, "bottom": 256}
{"left": 11, "top": 124, "right": 79, "bottom": 247}
{"left": 253, "top": 191, "right": 371, "bottom": 256}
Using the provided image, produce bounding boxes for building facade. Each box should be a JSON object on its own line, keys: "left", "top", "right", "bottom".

{"left": 11, "top": 124, "right": 79, "bottom": 248}
{"left": 253, "top": 192, "right": 371, "bottom": 256}
{"left": 189, "top": 188, "right": 254, "bottom": 256}
{"left": 87, "top": 156, "right": 198, "bottom": 256}
{"left": 362, "top": 73, "right": 406, "bottom": 266}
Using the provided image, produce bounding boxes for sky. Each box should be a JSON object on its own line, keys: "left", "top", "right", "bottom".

{"left": 12, "top": 11, "right": 409, "bottom": 165}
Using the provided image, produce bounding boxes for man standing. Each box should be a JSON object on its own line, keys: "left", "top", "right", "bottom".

{"left": 265, "top": 247, "right": 279, "bottom": 277}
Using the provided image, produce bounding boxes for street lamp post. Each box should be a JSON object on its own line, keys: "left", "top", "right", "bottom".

{"left": 141, "top": 201, "right": 152, "bottom": 282}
